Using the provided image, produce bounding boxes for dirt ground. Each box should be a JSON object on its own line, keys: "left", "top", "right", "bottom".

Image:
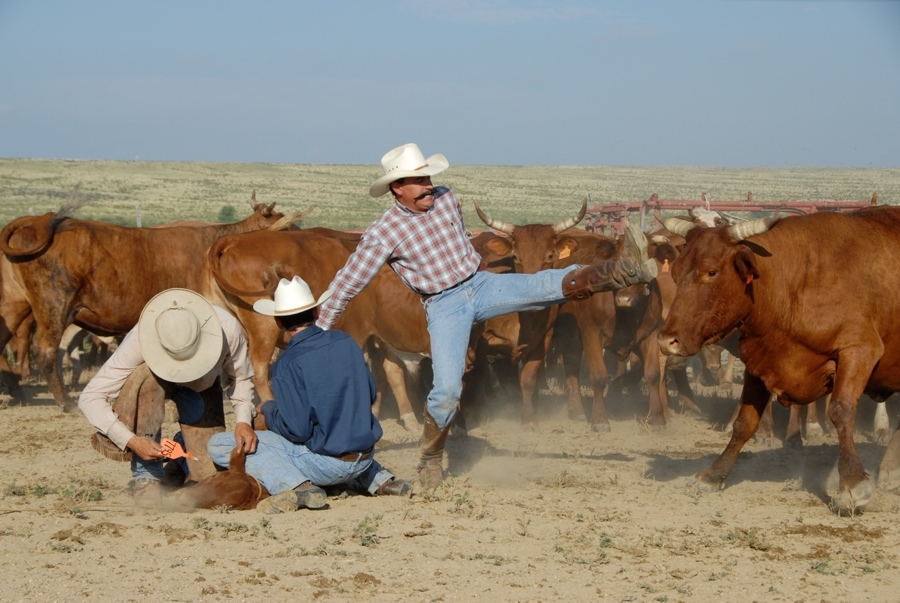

{"left": 1, "top": 372, "right": 899, "bottom": 603}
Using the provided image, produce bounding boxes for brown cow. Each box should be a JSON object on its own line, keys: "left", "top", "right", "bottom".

{"left": 659, "top": 208, "right": 900, "bottom": 512}
{"left": 0, "top": 192, "right": 305, "bottom": 411}
{"left": 471, "top": 200, "right": 590, "bottom": 430}
{"left": 663, "top": 216, "right": 839, "bottom": 446}
{"left": 551, "top": 229, "right": 666, "bottom": 431}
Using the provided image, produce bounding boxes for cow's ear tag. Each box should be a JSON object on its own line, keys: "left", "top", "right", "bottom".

{"left": 558, "top": 248, "right": 571, "bottom": 260}
{"left": 662, "top": 259, "right": 669, "bottom": 273}
{"left": 745, "top": 273, "right": 754, "bottom": 285}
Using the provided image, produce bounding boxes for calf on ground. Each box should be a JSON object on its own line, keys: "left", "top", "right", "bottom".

{"left": 169, "top": 446, "right": 270, "bottom": 511}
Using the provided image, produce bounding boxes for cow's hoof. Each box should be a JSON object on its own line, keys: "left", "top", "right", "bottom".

{"left": 873, "top": 428, "right": 891, "bottom": 446}
{"left": 831, "top": 480, "right": 873, "bottom": 514}
{"left": 877, "top": 468, "right": 900, "bottom": 492}
{"left": 804, "top": 423, "right": 826, "bottom": 442}
{"left": 783, "top": 434, "right": 804, "bottom": 450}
{"left": 400, "top": 413, "right": 421, "bottom": 433}
{"left": 693, "top": 470, "right": 726, "bottom": 492}
{"left": 590, "top": 423, "right": 611, "bottom": 433}
{"left": 716, "top": 383, "right": 734, "bottom": 400}
{"left": 678, "top": 398, "right": 702, "bottom": 415}
{"left": 754, "top": 434, "right": 776, "bottom": 449}
{"left": 62, "top": 402, "right": 78, "bottom": 413}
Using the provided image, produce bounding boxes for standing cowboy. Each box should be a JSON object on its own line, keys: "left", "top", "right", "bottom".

{"left": 315, "top": 143, "right": 658, "bottom": 488}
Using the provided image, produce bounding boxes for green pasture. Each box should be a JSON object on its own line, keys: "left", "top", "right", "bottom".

{"left": 1, "top": 159, "right": 897, "bottom": 230}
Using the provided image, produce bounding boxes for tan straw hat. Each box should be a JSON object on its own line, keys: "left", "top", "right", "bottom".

{"left": 138, "top": 289, "right": 223, "bottom": 383}
{"left": 369, "top": 143, "right": 449, "bottom": 198}
{"left": 253, "top": 276, "right": 333, "bottom": 316}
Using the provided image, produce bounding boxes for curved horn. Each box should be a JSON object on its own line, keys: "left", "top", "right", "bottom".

{"left": 663, "top": 218, "right": 698, "bottom": 237}
{"left": 727, "top": 217, "right": 776, "bottom": 242}
{"left": 474, "top": 201, "right": 515, "bottom": 235}
{"left": 266, "top": 205, "right": 317, "bottom": 231}
{"left": 552, "top": 197, "right": 587, "bottom": 234}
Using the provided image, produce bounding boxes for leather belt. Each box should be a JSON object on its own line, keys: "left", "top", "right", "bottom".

{"left": 421, "top": 271, "right": 477, "bottom": 301}
{"left": 334, "top": 447, "right": 374, "bottom": 462}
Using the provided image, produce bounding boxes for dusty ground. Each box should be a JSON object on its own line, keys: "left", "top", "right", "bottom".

{"left": 1, "top": 373, "right": 899, "bottom": 603}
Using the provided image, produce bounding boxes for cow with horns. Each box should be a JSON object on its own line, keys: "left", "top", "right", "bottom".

{"left": 659, "top": 207, "right": 900, "bottom": 512}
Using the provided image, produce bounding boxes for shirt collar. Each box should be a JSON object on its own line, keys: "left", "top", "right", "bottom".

{"left": 393, "top": 200, "right": 433, "bottom": 217}
{"left": 288, "top": 325, "right": 324, "bottom": 346}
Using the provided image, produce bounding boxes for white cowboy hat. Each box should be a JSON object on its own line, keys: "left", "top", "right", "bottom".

{"left": 138, "top": 289, "right": 223, "bottom": 383}
{"left": 369, "top": 143, "right": 449, "bottom": 198}
{"left": 253, "top": 276, "right": 333, "bottom": 316}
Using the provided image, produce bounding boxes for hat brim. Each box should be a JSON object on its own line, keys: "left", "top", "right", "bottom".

{"left": 369, "top": 153, "right": 449, "bottom": 198}
{"left": 138, "top": 289, "right": 223, "bottom": 383}
{"left": 253, "top": 289, "right": 333, "bottom": 317}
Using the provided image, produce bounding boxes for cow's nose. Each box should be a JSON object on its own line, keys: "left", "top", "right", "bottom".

{"left": 658, "top": 334, "right": 681, "bottom": 356}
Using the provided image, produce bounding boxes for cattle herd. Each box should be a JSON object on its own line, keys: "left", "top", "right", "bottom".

{"left": 1, "top": 188, "right": 898, "bottom": 515}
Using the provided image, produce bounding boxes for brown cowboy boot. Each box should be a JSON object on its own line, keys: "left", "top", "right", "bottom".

{"left": 376, "top": 477, "right": 413, "bottom": 497}
{"left": 418, "top": 412, "right": 452, "bottom": 489}
{"left": 562, "top": 221, "right": 658, "bottom": 301}
{"left": 178, "top": 380, "right": 226, "bottom": 482}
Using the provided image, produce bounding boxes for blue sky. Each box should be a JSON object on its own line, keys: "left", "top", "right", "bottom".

{"left": 1, "top": 1, "right": 898, "bottom": 167}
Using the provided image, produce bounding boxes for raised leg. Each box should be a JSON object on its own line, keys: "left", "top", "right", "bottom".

{"left": 696, "top": 371, "right": 770, "bottom": 490}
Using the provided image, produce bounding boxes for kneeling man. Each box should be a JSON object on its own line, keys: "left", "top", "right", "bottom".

{"left": 209, "top": 276, "right": 411, "bottom": 513}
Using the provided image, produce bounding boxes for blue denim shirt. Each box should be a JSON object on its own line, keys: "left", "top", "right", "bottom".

{"left": 261, "top": 326, "right": 383, "bottom": 457}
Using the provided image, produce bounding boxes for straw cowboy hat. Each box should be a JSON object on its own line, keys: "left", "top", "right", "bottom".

{"left": 138, "top": 289, "right": 223, "bottom": 383}
{"left": 253, "top": 276, "right": 333, "bottom": 316}
{"left": 369, "top": 143, "right": 449, "bottom": 198}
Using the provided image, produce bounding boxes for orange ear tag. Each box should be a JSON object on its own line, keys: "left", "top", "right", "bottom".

{"left": 745, "top": 273, "right": 754, "bottom": 285}
{"left": 160, "top": 438, "right": 198, "bottom": 461}
{"left": 558, "top": 248, "right": 571, "bottom": 260}
{"left": 662, "top": 259, "right": 669, "bottom": 273}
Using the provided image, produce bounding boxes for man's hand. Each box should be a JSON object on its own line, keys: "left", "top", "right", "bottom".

{"left": 127, "top": 435, "right": 166, "bottom": 461}
{"left": 234, "top": 421, "right": 258, "bottom": 453}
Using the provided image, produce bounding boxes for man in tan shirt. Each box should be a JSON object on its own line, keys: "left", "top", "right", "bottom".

{"left": 78, "top": 288, "right": 257, "bottom": 507}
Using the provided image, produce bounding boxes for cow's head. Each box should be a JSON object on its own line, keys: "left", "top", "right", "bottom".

{"left": 658, "top": 217, "right": 774, "bottom": 356}
{"left": 241, "top": 190, "right": 314, "bottom": 232}
{"left": 474, "top": 198, "right": 588, "bottom": 274}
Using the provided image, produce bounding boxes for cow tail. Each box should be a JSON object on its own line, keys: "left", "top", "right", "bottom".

{"left": 207, "top": 237, "right": 281, "bottom": 298}
{"left": 0, "top": 191, "right": 84, "bottom": 258}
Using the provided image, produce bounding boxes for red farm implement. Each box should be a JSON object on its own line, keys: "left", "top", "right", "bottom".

{"left": 585, "top": 192, "right": 878, "bottom": 236}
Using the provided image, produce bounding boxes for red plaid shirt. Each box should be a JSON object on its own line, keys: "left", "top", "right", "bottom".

{"left": 316, "top": 186, "right": 482, "bottom": 329}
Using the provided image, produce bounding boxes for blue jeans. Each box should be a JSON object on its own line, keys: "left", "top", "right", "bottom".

{"left": 207, "top": 430, "right": 394, "bottom": 496}
{"left": 424, "top": 268, "right": 572, "bottom": 429}
{"left": 131, "top": 385, "right": 207, "bottom": 481}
